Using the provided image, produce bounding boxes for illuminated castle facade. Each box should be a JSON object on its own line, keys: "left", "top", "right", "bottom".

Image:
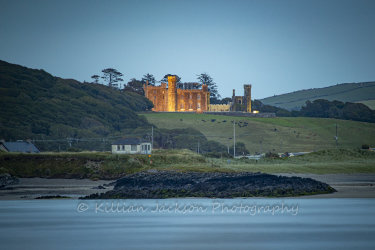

{"left": 143, "top": 75, "right": 252, "bottom": 113}
{"left": 143, "top": 76, "right": 210, "bottom": 112}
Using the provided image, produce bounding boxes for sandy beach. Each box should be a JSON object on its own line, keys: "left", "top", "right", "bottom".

{"left": 1, "top": 173, "right": 374, "bottom": 200}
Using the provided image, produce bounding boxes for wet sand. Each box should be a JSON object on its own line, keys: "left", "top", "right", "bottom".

{"left": 0, "top": 178, "right": 114, "bottom": 200}
{"left": 1, "top": 173, "right": 374, "bottom": 200}
{"left": 276, "top": 173, "right": 375, "bottom": 198}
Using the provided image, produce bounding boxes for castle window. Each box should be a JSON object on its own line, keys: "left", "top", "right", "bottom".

{"left": 239, "top": 100, "right": 242, "bottom": 104}
{"left": 154, "top": 90, "right": 156, "bottom": 94}
{"left": 198, "top": 103, "right": 201, "bottom": 109}
{"left": 181, "top": 103, "right": 184, "bottom": 109}
{"left": 198, "top": 95, "right": 200, "bottom": 100}
{"left": 189, "top": 103, "right": 192, "bottom": 109}
{"left": 189, "top": 94, "right": 192, "bottom": 99}
{"left": 154, "top": 96, "right": 156, "bottom": 100}
{"left": 181, "top": 95, "right": 184, "bottom": 99}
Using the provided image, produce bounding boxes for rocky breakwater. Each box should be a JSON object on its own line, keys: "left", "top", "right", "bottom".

{"left": 82, "top": 170, "right": 336, "bottom": 199}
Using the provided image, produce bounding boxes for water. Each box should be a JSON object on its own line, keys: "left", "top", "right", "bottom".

{"left": 1, "top": 199, "right": 374, "bottom": 249}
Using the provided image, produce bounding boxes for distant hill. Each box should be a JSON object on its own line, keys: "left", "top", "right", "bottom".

{"left": 0, "top": 60, "right": 153, "bottom": 151}
{"left": 260, "top": 82, "right": 375, "bottom": 111}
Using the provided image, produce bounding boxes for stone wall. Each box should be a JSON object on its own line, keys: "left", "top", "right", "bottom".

{"left": 203, "top": 111, "right": 276, "bottom": 118}
{"left": 209, "top": 104, "right": 231, "bottom": 112}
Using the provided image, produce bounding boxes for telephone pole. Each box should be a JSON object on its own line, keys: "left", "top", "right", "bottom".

{"left": 334, "top": 124, "right": 338, "bottom": 148}
{"left": 233, "top": 121, "right": 236, "bottom": 158}
{"left": 281, "top": 140, "right": 283, "bottom": 153}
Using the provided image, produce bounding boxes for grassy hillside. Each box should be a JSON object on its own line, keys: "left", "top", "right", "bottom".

{"left": 0, "top": 60, "right": 153, "bottom": 150}
{"left": 142, "top": 113, "right": 375, "bottom": 153}
{"left": 260, "top": 81, "right": 375, "bottom": 111}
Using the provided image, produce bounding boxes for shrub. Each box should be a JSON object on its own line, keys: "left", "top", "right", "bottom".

{"left": 203, "top": 152, "right": 233, "bottom": 158}
{"left": 66, "top": 147, "right": 83, "bottom": 152}
{"left": 265, "top": 151, "right": 279, "bottom": 158}
{"left": 362, "top": 144, "right": 370, "bottom": 149}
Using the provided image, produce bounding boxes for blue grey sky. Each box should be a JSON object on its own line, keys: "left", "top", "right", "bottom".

{"left": 1, "top": 0, "right": 374, "bottom": 99}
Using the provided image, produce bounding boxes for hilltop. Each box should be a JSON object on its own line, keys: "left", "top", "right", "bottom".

{"left": 0, "top": 60, "right": 153, "bottom": 151}
{"left": 260, "top": 81, "right": 375, "bottom": 111}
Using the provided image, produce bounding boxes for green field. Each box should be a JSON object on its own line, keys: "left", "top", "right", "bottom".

{"left": 260, "top": 82, "right": 375, "bottom": 110}
{"left": 141, "top": 113, "right": 375, "bottom": 154}
{"left": 357, "top": 100, "right": 375, "bottom": 110}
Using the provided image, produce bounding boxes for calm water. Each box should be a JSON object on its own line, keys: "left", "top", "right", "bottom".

{"left": 1, "top": 199, "right": 374, "bottom": 249}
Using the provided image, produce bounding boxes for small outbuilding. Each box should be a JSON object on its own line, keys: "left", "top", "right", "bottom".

{"left": 0, "top": 139, "right": 41, "bottom": 153}
{"left": 111, "top": 137, "right": 152, "bottom": 154}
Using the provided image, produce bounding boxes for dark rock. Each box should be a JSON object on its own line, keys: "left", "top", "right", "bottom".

{"left": 81, "top": 171, "right": 336, "bottom": 199}
{"left": 35, "top": 195, "right": 70, "bottom": 199}
{"left": 0, "top": 173, "right": 19, "bottom": 189}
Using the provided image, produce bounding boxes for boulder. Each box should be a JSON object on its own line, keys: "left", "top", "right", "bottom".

{"left": 0, "top": 173, "right": 19, "bottom": 189}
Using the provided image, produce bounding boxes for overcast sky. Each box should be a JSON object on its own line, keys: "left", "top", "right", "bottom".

{"left": 1, "top": 0, "right": 374, "bottom": 99}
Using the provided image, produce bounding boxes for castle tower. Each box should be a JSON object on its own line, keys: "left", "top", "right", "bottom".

{"left": 202, "top": 84, "right": 210, "bottom": 111}
{"left": 244, "top": 84, "right": 252, "bottom": 112}
{"left": 167, "top": 76, "right": 177, "bottom": 111}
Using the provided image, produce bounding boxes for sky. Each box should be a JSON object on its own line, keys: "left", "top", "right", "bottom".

{"left": 1, "top": 0, "right": 375, "bottom": 99}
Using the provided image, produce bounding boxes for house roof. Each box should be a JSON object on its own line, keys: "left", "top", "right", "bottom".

{"left": 111, "top": 137, "right": 150, "bottom": 145}
{"left": 1, "top": 142, "right": 41, "bottom": 153}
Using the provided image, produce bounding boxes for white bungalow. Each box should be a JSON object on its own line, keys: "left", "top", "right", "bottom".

{"left": 111, "top": 137, "right": 152, "bottom": 154}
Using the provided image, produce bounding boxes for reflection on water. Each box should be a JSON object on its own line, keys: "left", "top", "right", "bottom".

{"left": 1, "top": 199, "right": 375, "bottom": 249}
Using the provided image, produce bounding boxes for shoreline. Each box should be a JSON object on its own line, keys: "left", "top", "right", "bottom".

{"left": 1, "top": 173, "right": 374, "bottom": 200}
{"left": 276, "top": 173, "right": 375, "bottom": 198}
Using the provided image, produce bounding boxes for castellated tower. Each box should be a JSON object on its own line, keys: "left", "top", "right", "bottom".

{"left": 167, "top": 75, "right": 177, "bottom": 111}
{"left": 244, "top": 84, "right": 252, "bottom": 112}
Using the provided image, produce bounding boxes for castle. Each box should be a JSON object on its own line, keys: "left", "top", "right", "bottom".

{"left": 210, "top": 85, "right": 252, "bottom": 112}
{"left": 143, "top": 75, "right": 252, "bottom": 113}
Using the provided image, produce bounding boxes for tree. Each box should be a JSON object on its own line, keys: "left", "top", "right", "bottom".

{"left": 229, "top": 142, "right": 250, "bottom": 155}
{"left": 161, "top": 74, "right": 181, "bottom": 83}
{"left": 91, "top": 75, "right": 100, "bottom": 84}
{"left": 101, "top": 68, "right": 123, "bottom": 89}
{"left": 251, "top": 100, "right": 291, "bottom": 116}
{"left": 142, "top": 73, "right": 156, "bottom": 86}
{"left": 233, "top": 103, "right": 246, "bottom": 111}
{"left": 196, "top": 73, "right": 221, "bottom": 100}
{"left": 124, "top": 78, "right": 144, "bottom": 95}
